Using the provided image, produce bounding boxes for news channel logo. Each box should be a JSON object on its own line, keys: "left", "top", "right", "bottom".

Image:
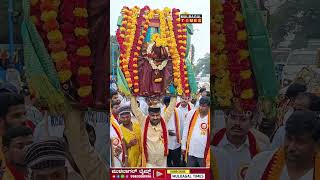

{"left": 180, "top": 14, "right": 202, "bottom": 23}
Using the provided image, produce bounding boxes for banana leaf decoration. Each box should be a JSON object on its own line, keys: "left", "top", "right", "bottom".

{"left": 240, "top": 0, "right": 278, "bottom": 117}
{"left": 185, "top": 56, "right": 198, "bottom": 97}
{"left": 21, "top": 0, "right": 66, "bottom": 113}
{"left": 240, "top": 0, "right": 279, "bottom": 99}
{"left": 185, "top": 24, "right": 193, "bottom": 58}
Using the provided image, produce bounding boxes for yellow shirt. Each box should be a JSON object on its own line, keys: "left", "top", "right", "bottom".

{"left": 121, "top": 122, "right": 142, "bottom": 167}
{"left": 146, "top": 123, "right": 165, "bottom": 165}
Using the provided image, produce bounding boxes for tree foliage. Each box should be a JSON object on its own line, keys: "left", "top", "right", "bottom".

{"left": 270, "top": 0, "right": 320, "bottom": 48}
{"left": 193, "top": 53, "right": 210, "bottom": 76}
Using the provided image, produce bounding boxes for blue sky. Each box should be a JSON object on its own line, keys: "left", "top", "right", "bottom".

{"left": 110, "top": 0, "right": 210, "bottom": 62}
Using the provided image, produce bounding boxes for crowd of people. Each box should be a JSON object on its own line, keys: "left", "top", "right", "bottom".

{"left": 0, "top": 82, "right": 109, "bottom": 180}
{"left": 110, "top": 87, "right": 211, "bottom": 168}
{"left": 110, "top": 80, "right": 320, "bottom": 180}
{"left": 1, "top": 76, "right": 320, "bottom": 180}
{"left": 212, "top": 82, "right": 320, "bottom": 180}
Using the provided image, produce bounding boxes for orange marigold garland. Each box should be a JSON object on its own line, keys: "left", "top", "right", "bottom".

{"left": 130, "top": 6, "right": 150, "bottom": 94}
{"left": 39, "top": 0, "right": 72, "bottom": 85}
{"left": 118, "top": 7, "right": 140, "bottom": 89}
{"left": 117, "top": 7, "right": 131, "bottom": 87}
{"left": 171, "top": 9, "right": 184, "bottom": 95}
{"left": 172, "top": 9, "right": 190, "bottom": 96}
{"left": 166, "top": 10, "right": 180, "bottom": 95}
{"left": 59, "top": 0, "right": 77, "bottom": 94}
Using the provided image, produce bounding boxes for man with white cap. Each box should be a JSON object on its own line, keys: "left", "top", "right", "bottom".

{"left": 24, "top": 139, "right": 69, "bottom": 180}
{"left": 163, "top": 96, "right": 185, "bottom": 167}
{"left": 130, "top": 95, "right": 177, "bottom": 167}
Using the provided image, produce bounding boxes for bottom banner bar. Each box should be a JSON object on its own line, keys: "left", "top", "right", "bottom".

{"left": 110, "top": 168, "right": 210, "bottom": 180}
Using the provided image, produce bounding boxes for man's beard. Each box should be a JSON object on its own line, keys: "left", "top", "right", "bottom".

{"left": 150, "top": 120, "right": 160, "bottom": 126}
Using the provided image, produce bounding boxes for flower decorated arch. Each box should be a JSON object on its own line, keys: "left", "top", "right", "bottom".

{"left": 115, "top": 6, "right": 198, "bottom": 97}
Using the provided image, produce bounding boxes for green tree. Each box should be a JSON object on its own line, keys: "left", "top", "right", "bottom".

{"left": 193, "top": 53, "right": 210, "bottom": 76}
{"left": 270, "top": 0, "right": 320, "bottom": 48}
{"left": 191, "top": 44, "right": 195, "bottom": 64}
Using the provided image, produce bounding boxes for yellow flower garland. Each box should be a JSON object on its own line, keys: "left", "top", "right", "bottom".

{"left": 212, "top": 0, "right": 233, "bottom": 107}
{"left": 74, "top": 27, "right": 89, "bottom": 37}
{"left": 240, "top": 89, "right": 254, "bottom": 99}
{"left": 73, "top": 0, "right": 93, "bottom": 100}
{"left": 51, "top": 51, "right": 67, "bottom": 62}
{"left": 167, "top": 12, "right": 181, "bottom": 91}
{"left": 73, "top": 8, "right": 88, "bottom": 17}
{"left": 131, "top": 7, "right": 150, "bottom": 93}
{"left": 47, "top": 30, "right": 62, "bottom": 42}
{"left": 41, "top": 10, "right": 57, "bottom": 22}
{"left": 40, "top": 0, "right": 71, "bottom": 83}
{"left": 177, "top": 17, "right": 189, "bottom": 95}
{"left": 119, "top": 7, "right": 140, "bottom": 88}
{"left": 77, "top": 86, "right": 92, "bottom": 97}
{"left": 76, "top": 45, "right": 91, "bottom": 57}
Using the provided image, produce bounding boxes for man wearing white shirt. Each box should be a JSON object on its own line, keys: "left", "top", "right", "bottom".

{"left": 137, "top": 96, "right": 149, "bottom": 115}
{"left": 211, "top": 146, "right": 232, "bottom": 180}
{"left": 246, "top": 110, "right": 320, "bottom": 180}
{"left": 163, "top": 96, "right": 185, "bottom": 167}
{"left": 280, "top": 83, "right": 307, "bottom": 126}
{"left": 176, "top": 95, "right": 194, "bottom": 118}
{"left": 110, "top": 116, "right": 128, "bottom": 167}
{"left": 271, "top": 92, "right": 316, "bottom": 150}
{"left": 195, "top": 88, "right": 207, "bottom": 108}
{"left": 182, "top": 96, "right": 211, "bottom": 167}
{"left": 212, "top": 106, "right": 270, "bottom": 180}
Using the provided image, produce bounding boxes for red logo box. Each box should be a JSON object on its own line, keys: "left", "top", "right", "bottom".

{"left": 153, "top": 169, "right": 166, "bottom": 179}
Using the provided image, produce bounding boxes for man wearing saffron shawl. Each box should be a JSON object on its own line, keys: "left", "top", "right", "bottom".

{"left": 246, "top": 110, "right": 320, "bottom": 180}
{"left": 119, "top": 104, "right": 142, "bottom": 167}
{"left": 130, "top": 95, "right": 177, "bottom": 167}
{"left": 182, "top": 96, "right": 211, "bottom": 167}
{"left": 212, "top": 102, "right": 270, "bottom": 180}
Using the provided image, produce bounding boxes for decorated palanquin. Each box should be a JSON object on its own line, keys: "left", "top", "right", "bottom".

{"left": 115, "top": 6, "right": 198, "bottom": 97}
{"left": 211, "top": 0, "right": 279, "bottom": 116}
